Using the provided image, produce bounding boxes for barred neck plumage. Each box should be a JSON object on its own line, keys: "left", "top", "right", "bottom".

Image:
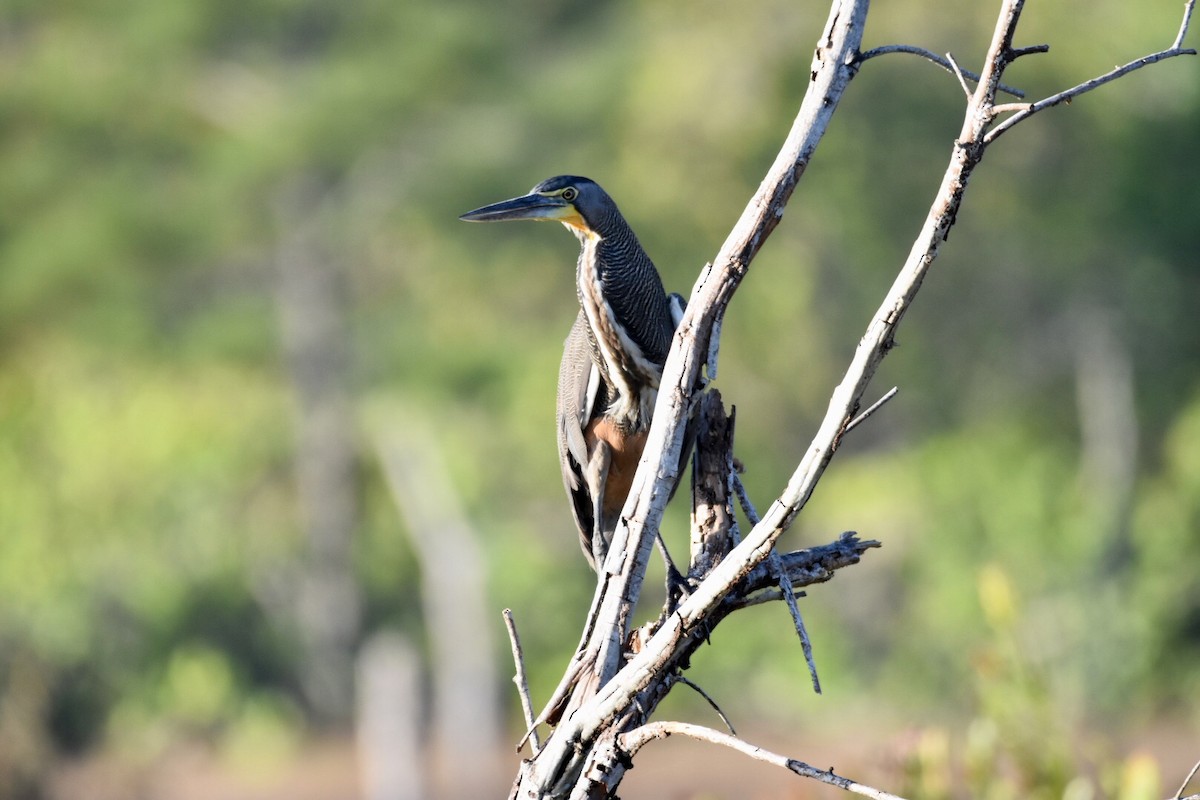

{"left": 571, "top": 208, "right": 674, "bottom": 432}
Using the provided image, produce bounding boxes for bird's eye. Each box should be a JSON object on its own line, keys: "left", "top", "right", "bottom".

{"left": 561, "top": 187, "right": 578, "bottom": 201}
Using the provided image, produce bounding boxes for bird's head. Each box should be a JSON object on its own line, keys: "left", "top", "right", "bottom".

{"left": 460, "top": 176, "right": 614, "bottom": 238}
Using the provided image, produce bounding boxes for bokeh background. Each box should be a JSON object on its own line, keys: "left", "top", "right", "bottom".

{"left": 2, "top": 0, "right": 1198, "bottom": 798}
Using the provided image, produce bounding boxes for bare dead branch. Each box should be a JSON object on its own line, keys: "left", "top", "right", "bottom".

{"left": 689, "top": 391, "right": 738, "bottom": 579}
{"left": 843, "top": 386, "right": 899, "bottom": 437}
{"left": 503, "top": 609, "right": 540, "bottom": 754}
{"left": 990, "top": 101, "right": 1034, "bottom": 115}
{"left": 739, "top": 532, "right": 881, "bottom": 601}
{"left": 520, "top": 576, "right": 609, "bottom": 743}
{"left": 1176, "top": 758, "right": 1200, "bottom": 800}
{"left": 1009, "top": 43, "right": 1050, "bottom": 59}
{"left": 768, "top": 547, "right": 822, "bottom": 693}
{"left": 1175, "top": 0, "right": 1198, "bottom": 48}
{"left": 619, "top": 721, "right": 909, "bottom": 800}
{"left": 986, "top": 0, "right": 1196, "bottom": 143}
{"left": 674, "top": 675, "right": 738, "bottom": 736}
{"left": 704, "top": 275, "right": 723, "bottom": 382}
{"left": 732, "top": 472, "right": 761, "bottom": 526}
{"left": 856, "top": 44, "right": 1027, "bottom": 97}
{"left": 512, "top": 529, "right": 876, "bottom": 797}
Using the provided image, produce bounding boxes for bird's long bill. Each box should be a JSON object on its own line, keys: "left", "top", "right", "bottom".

{"left": 459, "top": 192, "right": 569, "bottom": 223}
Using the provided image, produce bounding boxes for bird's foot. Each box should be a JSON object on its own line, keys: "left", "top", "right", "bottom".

{"left": 663, "top": 560, "right": 692, "bottom": 612}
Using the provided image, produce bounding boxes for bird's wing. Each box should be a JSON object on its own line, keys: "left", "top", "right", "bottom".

{"left": 557, "top": 312, "right": 603, "bottom": 566}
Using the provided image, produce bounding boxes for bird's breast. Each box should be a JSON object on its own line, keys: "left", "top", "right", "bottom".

{"left": 584, "top": 415, "right": 650, "bottom": 519}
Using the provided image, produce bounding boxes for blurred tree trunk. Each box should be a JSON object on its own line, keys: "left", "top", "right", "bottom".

{"left": 1072, "top": 303, "right": 1138, "bottom": 571}
{"left": 274, "top": 175, "right": 363, "bottom": 722}
{"left": 356, "top": 631, "right": 426, "bottom": 800}
{"left": 378, "top": 423, "right": 504, "bottom": 799}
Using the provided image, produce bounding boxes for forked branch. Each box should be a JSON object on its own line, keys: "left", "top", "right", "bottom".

{"left": 986, "top": 1, "right": 1197, "bottom": 142}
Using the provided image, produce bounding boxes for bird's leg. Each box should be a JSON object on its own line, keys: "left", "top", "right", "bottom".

{"left": 655, "top": 532, "right": 689, "bottom": 611}
{"left": 589, "top": 433, "right": 686, "bottom": 599}
{"left": 586, "top": 441, "right": 612, "bottom": 571}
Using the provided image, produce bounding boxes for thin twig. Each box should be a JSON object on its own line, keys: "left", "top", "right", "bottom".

{"left": 1009, "top": 43, "right": 1050, "bottom": 59}
{"left": 844, "top": 387, "right": 899, "bottom": 436}
{"left": 991, "top": 102, "right": 1034, "bottom": 115}
{"left": 520, "top": 638, "right": 593, "bottom": 750}
{"left": 620, "top": 721, "right": 910, "bottom": 800}
{"left": 733, "top": 470, "right": 821, "bottom": 690}
{"left": 1175, "top": 758, "right": 1200, "bottom": 800}
{"left": 732, "top": 472, "right": 761, "bottom": 526}
{"left": 857, "top": 43, "right": 1026, "bottom": 97}
{"left": 946, "top": 52, "right": 973, "bottom": 98}
{"left": 769, "top": 547, "right": 822, "bottom": 693}
{"left": 503, "top": 608, "right": 541, "bottom": 754}
{"left": 675, "top": 674, "right": 738, "bottom": 735}
{"left": 1175, "top": 0, "right": 1197, "bottom": 49}
{"left": 734, "top": 586, "right": 807, "bottom": 609}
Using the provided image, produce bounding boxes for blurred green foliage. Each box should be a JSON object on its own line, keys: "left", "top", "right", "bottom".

{"left": 895, "top": 565, "right": 1171, "bottom": 800}
{"left": 1, "top": 0, "right": 1198, "bottom": 793}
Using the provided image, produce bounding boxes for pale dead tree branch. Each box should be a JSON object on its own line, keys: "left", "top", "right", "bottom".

{"left": 620, "top": 722, "right": 909, "bottom": 800}
{"left": 506, "top": 0, "right": 1195, "bottom": 797}
{"left": 986, "top": 0, "right": 1196, "bottom": 143}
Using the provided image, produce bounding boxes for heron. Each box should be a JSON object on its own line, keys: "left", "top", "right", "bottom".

{"left": 461, "top": 175, "right": 686, "bottom": 573}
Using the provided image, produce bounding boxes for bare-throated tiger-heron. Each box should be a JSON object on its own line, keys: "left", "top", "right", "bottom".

{"left": 461, "top": 176, "right": 685, "bottom": 572}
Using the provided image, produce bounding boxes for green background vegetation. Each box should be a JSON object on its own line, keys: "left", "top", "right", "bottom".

{"left": 1, "top": 0, "right": 1197, "bottom": 796}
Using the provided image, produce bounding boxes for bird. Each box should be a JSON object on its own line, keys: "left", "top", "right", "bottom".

{"left": 461, "top": 176, "right": 685, "bottom": 572}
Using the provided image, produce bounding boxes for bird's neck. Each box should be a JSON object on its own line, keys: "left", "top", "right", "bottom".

{"left": 575, "top": 233, "right": 663, "bottom": 432}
